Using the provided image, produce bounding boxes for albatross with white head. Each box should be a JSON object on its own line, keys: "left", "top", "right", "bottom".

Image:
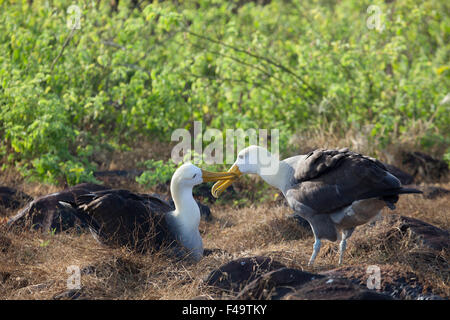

{"left": 6, "top": 163, "right": 236, "bottom": 262}
{"left": 164, "top": 162, "right": 238, "bottom": 260}
{"left": 76, "top": 163, "right": 237, "bottom": 261}
{"left": 212, "top": 145, "right": 422, "bottom": 265}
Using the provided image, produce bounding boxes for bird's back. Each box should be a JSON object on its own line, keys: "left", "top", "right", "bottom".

{"left": 7, "top": 183, "right": 109, "bottom": 232}
{"left": 286, "top": 148, "right": 402, "bottom": 214}
{"left": 74, "top": 189, "right": 176, "bottom": 253}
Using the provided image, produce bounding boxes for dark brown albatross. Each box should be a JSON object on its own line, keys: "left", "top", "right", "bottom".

{"left": 63, "top": 189, "right": 177, "bottom": 254}
{"left": 6, "top": 183, "right": 108, "bottom": 232}
{"left": 212, "top": 146, "right": 422, "bottom": 265}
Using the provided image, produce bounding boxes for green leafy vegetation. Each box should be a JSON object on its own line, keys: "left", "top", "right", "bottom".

{"left": 136, "top": 159, "right": 178, "bottom": 187}
{"left": 0, "top": 0, "right": 448, "bottom": 185}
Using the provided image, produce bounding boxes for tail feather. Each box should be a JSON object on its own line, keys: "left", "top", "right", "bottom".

{"left": 381, "top": 187, "right": 422, "bottom": 211}
{"left": 359, "top": 187, "right": 422, "bottom": 202}
{"left": 395, "top": 187, "right": 423, "bottom": 195}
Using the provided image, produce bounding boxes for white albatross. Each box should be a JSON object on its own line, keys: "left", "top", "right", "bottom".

{"left": 212, "top": 146, "right": 422, "bottom": 265}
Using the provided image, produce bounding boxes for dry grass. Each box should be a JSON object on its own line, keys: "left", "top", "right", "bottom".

{"left": 0, "top": 135, "right": 448, "bottom": 299}
{"left": 288, "top": 123, "right": 448, "bottom": 178}
{"left": 1, "top": 186, "right": 448, "bottom": 300}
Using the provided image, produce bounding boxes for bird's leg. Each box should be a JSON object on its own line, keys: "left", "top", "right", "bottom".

{"left": 308, "top": 237, "right": 321, "bottom": 266}
{"left": 338, "top": 228, "right": 354, "bottom": 265}
{"left": 338, "top": 237, "right": 347, "bottom": 265}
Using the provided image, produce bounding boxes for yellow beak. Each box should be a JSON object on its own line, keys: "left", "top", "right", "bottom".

{"left": 201, "top": 169, "right": 239, "bottom": 183}
{"left": 211, "top": 164, "right": 242, "bottom": 198}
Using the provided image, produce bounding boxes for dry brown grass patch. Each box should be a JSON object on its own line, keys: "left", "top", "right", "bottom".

{"left": 0, "top": 181, "right": 448, "bottom": 299}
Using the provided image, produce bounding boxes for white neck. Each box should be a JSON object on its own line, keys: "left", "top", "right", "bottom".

{"left": 256, "top": 156, "right": 292, "bottom": 195}
{"left": 167, "top": 181, "right": 203, "bottom": 260}
{"left": 170, "top": 183, "right": 200, "bottom": 229}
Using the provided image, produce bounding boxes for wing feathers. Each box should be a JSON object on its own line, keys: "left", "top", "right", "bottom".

{"left": 289, "top": 148, "right": 411, "bottom": 213}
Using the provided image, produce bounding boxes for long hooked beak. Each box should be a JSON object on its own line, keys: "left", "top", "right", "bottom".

{"left": 211, "top": 164, "right": 242, "bottom": 198}
{"left": 201, "top": 169, "right": 238, "bottom": 183}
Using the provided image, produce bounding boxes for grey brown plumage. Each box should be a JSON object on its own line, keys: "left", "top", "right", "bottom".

{"left": 213, "top": 145, "right": 423, "bottom": 265}
{"left": 6, "top": 183, "right": 210, "bottom": 254}
{"left": 69, "top": 189, "right": 177, "bottom": 253}
{"left": 0, "top": 187, "right": 33, "bottom": 212}
{"left": 7, "top": 182, "right": 211, "bottom": 235}
{"left": 7, "top": 183, "right": 109, "bottom": 232}
{"left": 6, "top": 164, "right": 235, "bottom": 262}
{"left": 285, "top": 148, "right": 422, "bottom": 264}
{"left": 289, "top": 148, "right": 421, "bottom": 214}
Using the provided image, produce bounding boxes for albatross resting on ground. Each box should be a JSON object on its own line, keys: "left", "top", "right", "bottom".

{"left": 6, "top": 164, "right": 235, "bottom": 261}
{"left": 6, "top": 183, "right": 109, "bottom": 232}
{"left": 212, "top": 146, "right": 422, "bottom": 265}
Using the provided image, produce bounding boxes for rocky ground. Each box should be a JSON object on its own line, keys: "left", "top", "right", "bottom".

{"left": 0, "top": 151, "right": 448, "bottom": 300}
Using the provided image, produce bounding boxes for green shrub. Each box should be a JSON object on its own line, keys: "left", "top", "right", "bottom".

{"left": 0, "top": 0, "right": 448, "bottom": 184}
{"left": 136, "top": 159, "right": 178, "bottom": 187}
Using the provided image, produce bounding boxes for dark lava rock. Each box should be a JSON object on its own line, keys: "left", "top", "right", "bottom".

{"left": 421, "top": 186, "right": 450, "bottom": 199}
{"left": 320, "top": 264, "right": 439, "bottom": 300}
{"left": 237, "top": 267, "right": 324, "bottom": 300}
{"left": 282, "top": 277, "right": 393, "bottom": 300}
{"left": 384, "top": 164, "right": 415, "bottom": 185}
{"left": 0, "top": 187, "right": 33, "bottom": 212}
{"left": 368, "top": 215, "right": 450, "bottom": 253}
{"left": 397, "top": 215, "right": 449, "bottom": 251}
{"left": 402, "top": 152, "right": 448, "bottom": 182}
{"left": 205, "top": 256, "right": 286, "bottom": 293}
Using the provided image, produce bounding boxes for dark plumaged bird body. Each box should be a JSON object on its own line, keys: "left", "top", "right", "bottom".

{"left": 67, "top": 189, "right": 177, "bottom": 253}
{"left": 6, "top": 184, "right": 182, "bottom": 254}
{"left": 0, "top": 186, "right": 33, "bottom": 213}
{"left": 6, "top": 184, "right": 198, "bottom": 254}
{"left": 212, "top": 146, "right": 423, "bottom": 265}
{"left": 5, "top": 164, "right": 237, "bottom": 261}
{"left": 7, "top": 183, "right": 108, "bottom": 232}
{"left": 7, "top": 183, "right": 212, "bottom": 236}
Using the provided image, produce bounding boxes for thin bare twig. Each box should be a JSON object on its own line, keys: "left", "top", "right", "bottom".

{"left": 50, "top": 26, "right": 77, "bottom": 73}
{"left": 186, "top": 30, "right": 320, "bottom": 99}
{"left": 187, "top": 41, "right": 286, "bottom": 85}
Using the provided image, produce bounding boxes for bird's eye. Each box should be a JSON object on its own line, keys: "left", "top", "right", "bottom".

{"left": 192, "top": 174, "right": 197, "bottom": 178}
{"left": 238, "top": 154, "right": 244, "bottom": 159}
